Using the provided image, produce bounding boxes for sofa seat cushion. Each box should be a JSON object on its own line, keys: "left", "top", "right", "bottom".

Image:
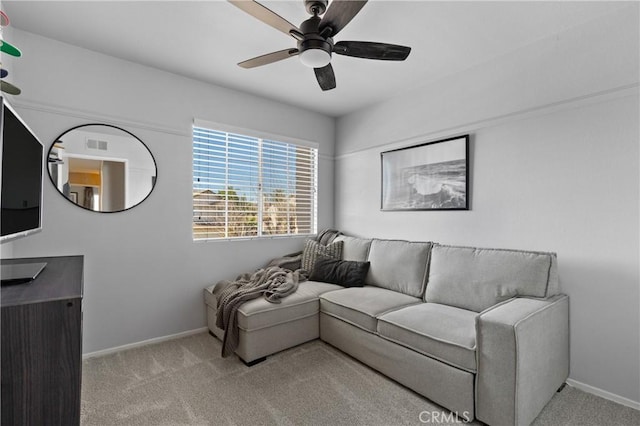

{"left": 377, "top": 303, "right": 478, "bottom": 372}
{"left": 320, "top": 286, "right": 421, "bottom": 332}
{"left": 205, "top": 280, "right": 342, "bottom": 332}
{"left": 300, "top": 280, "right": 347, "bottom": 296}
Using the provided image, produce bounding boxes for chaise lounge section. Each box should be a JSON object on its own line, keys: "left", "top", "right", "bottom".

{"left": 204, "top": 235, "right": 569, "bottom": 425}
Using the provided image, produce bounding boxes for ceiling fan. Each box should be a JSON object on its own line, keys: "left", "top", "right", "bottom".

{"left": 229, "top": 0, "right": 411, "bottom": 91}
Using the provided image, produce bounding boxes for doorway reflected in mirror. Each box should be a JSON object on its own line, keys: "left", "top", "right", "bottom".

{"left": 47, "top": 124, "right": 157, "bottom": 213}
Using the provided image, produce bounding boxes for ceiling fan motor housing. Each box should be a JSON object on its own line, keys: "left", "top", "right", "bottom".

{"left": 298, "top": 15, "right": 333, "bottom": 58}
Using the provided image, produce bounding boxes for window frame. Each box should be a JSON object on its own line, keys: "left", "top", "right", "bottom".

{"left": 192, "top": 119, "right": 319, "bottom": 242}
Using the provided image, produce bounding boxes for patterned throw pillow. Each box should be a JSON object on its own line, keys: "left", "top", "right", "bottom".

{"left": 301, "top": 239, "right": 343, "bottom": 273}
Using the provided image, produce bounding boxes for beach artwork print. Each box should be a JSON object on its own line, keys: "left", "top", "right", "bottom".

{"left": 381, "top": 135, "right": 469, "bottom": 210}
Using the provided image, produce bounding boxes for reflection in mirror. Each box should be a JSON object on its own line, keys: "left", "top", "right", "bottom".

{"left": 48, "top": 124, "right": 157, "bottom": 212}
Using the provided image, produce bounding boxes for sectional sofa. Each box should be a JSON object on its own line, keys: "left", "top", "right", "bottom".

{"left": 204, "top": 235, "right": 569, "bottom": 425}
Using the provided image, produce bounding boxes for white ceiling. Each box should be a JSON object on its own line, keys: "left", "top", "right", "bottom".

{"left": 3, "top": 1, "right": 625, "bottom": 117}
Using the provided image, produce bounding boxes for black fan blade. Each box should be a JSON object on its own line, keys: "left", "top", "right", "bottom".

{"left": 314, "top": 64, "right": 336, "bottom": 91}
{"left": 229, "top": 0, "right": 301, "bottom": 39}
{"left": 334, "top": 41, "right": 411, "bottom": 61}
{"left": 238, "top": 49, "right": 299, "bottom": 69}
{"left": 319, "top": 0, "right": 367, "bottom": 37}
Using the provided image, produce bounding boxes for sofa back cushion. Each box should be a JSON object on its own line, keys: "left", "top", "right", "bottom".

{"left": 425, "top": 244, "right": 558, "bottom": 312}
{"left": 365, "top": 239, "right": 431, "bottom": 298}
{"left": 333, "top": 235, "right": 372, "bottom": 262}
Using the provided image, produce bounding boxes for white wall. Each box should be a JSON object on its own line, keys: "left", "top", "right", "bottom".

{"left": 8, "top": 29, "right": 335, "bottom": 354}
{"left": 335, "top": 6, "right": 639, "bottom": 405}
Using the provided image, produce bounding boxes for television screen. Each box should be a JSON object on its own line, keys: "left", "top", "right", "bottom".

{"left": 1, "top": 97, "right": 44, "bottom": 242}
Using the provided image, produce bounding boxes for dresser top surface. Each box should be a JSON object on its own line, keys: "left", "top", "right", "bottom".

{"left": 1, "top": 255, "right": 84, "bottom": 307}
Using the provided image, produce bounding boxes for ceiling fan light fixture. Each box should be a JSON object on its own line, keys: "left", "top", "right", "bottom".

{"left": 231, "top": 0, "right": 411, "bottom": 91}
{"left": 299, "top": 48, "right": 331, "bottom": 68}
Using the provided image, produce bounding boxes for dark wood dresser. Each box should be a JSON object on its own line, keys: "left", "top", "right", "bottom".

{"left": 1, "top": 255, "right": 84, "bottom": 425}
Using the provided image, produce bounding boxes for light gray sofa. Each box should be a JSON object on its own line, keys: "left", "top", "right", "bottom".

{"left": 204, "top": 236, "right": 569, "bottom": 426}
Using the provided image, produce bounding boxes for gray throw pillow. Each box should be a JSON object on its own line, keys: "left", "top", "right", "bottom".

{"left": 301, "top": 239, "right": 343, "bottom": 273}
{"left": 310, "top": 256, "right": 370, "bottom": 287}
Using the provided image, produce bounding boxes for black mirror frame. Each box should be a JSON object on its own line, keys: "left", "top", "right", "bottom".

{"left": 47, "top": 123, "right": 158, "bottom": 213}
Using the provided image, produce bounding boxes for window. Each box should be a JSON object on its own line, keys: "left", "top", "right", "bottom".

{"left": 193, "top": 124, "right": 318, "bottom": 240}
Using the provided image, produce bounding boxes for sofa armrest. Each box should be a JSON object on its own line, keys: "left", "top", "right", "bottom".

{"left": 476, "top": 295, "right": 569, "bottom": 426}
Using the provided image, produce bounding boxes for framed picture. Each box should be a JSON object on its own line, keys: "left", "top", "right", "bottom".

{"left": 70, "top": 192, "right": 78, "bottom": 203}
{"left": 381, "top": 135, "right": 469, "bottom": 211}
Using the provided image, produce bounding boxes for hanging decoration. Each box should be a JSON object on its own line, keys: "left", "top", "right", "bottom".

{"left": 0, "top": 9, "right": 22, "bottom": 96}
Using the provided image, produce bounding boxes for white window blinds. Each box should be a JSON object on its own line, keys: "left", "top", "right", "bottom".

{"left": 193, "top": 126, "right": 318, "bottom": 240}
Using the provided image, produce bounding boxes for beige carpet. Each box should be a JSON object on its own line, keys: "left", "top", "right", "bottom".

{"left": 81, "top": 332, "right": 639, "bottom": 425}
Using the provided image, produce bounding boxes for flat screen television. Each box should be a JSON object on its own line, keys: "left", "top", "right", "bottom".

{"left": 0, "top": 97, "right": 44, "bottom": 243}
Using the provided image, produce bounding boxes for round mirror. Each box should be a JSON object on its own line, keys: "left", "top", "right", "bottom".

{"left": 47, "top": 124, "right": 157, "bottom": 213}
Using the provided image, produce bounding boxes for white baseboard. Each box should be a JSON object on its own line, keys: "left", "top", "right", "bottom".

{"left": 82, "top": 327, "right": 209, "bottom": 360}
{"left": 566, "top": 379, "right": 640, "bottom": 411}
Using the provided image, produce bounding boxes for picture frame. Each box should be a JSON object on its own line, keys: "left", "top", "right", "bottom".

{"left": 70, "top": 192, "right": 78, "bottom": 203}
{"left": 381, "top": 135, "right": 469, "bottom": 211}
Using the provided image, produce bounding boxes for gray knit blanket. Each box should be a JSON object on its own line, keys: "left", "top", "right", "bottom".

{"left": 212, "top": 229, "right": 342, "bottom": 358}
{"left": 212, "top": 266, "right": 305, "bottom": 357}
